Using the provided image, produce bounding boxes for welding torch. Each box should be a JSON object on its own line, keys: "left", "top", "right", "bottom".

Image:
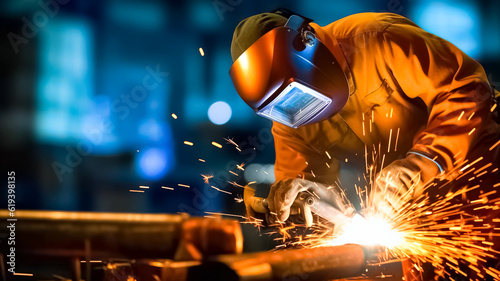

{"left": 268, "top": 192, "right": 362, "bottom": 228}
{"left": 247, "top": 180, "right": 362, "bottom": 228}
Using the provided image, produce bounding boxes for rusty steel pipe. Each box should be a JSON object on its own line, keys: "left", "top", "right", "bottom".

{"left": 188, "top": 244, "right": 367, "bottom": 281}
{"left": 0, "top": 210, "right": 242, "bottom": 260}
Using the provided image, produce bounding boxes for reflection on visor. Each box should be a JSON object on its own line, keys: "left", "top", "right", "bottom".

{"left": 257, "top": 82, "right": 331, "bottom": 128}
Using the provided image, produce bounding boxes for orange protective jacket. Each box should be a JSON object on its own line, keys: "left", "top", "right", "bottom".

{"left": 272, "top": 13, "right": 500, "bottom": 185}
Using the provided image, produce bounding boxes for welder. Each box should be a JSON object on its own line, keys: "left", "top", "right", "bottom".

{"left": 229, "top": 10, "right": 500, "bottom": 277}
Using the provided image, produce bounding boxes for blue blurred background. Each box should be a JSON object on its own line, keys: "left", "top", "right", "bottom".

{"left": 1, "top": 0, "right": 499, "bottom": 221}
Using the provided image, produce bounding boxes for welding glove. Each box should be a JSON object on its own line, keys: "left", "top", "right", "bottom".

{"left": 369, "top": 153, "right": 441, "bottom": 216}
{"left": 244, "top": 185, "right": 268, "bottom": 220}
{"left": 267, "top": 178, "right": 349, "bottom": 227}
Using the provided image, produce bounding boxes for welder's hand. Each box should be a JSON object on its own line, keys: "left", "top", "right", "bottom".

{"left": 369, "top": 153, "right": 441, "bottom": 215}
{"left": 244, "top": 185, "right": 268, "bottom": 220}
{"left": 267, "top": 178, "right": 347, "bottom": 227}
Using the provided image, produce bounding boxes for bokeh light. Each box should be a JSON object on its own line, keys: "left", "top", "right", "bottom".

{"left": 244, "top": 163, "right": 275, "bottom": 184}
{"left": 208, "top": 101, "right": 232, "bottom": 125}
{"left": 136, "top": 148, "right": 170, "bottom": 179}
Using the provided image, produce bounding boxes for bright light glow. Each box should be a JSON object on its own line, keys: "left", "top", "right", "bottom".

{"left": 138, "top": 119, "right": 163, "bottom": 141}
{"left": 36, "top": 19, "right": 93, "bottom": 142}
{"left": 238, "top": 52, "right": 249, "bottom": 71}
{"left": 137, "top": 148, "right": 169, "bottom": 179}
{"left": 208, "top": 101, "right": 232, "bottom": 125}
{"left": 328, "top": 214, "right": 404, "bottom": 248}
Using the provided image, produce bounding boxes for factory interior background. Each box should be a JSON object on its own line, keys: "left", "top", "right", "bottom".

{"left": 1, "top": 0, "right": 500, "bottom": 253}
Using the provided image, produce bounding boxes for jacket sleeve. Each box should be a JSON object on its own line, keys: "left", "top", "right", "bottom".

{"left": 381, "top": 20, "right": 494, "bottom": 174}
{"left": 272, "top": 122, "right": 340, "bottom": 184}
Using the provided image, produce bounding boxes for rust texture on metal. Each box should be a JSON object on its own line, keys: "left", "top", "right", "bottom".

{"left": 0, "top": 210, "right": 242, "bottom": 260}
{"left": 187, "top": 244, "right": 366, "bottom": 281}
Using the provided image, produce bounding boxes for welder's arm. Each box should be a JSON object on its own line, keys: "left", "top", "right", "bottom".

{"left": 270, "top": 123, "right": 344, "bottom": 224}
{"left": 244, "top": 123, "right": 342, "bottom": 224}
{"left": 382, "top": 21, "right": 494, "bottom": 177}
{"left": 272, "top": 122, "right": 341, "bottom": 183}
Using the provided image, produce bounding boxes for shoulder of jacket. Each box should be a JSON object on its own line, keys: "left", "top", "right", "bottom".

{"left": 326, "top": 12, "right": 414, "bottom": 39}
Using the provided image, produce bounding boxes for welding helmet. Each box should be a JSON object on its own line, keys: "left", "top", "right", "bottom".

{"left": 229, "top": 12, "right": 349, "bottom": 128}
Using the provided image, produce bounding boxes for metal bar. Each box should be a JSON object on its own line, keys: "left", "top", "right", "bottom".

{"left": 0, "top": 210, "right": 185, "bottom": 259}
{"left": 188, "top": 244, "right": 367, "bottom": 281}
{"left": 84, "top": 238, "right": 91, "bottom": 281}
{"left": 0, "top": 210, "right": 242, "bottom": 260}
{"left": 0, "top": 254, "right": 5, "bottom": 281}
{"left": 72, "top": 257, "right": 81, "bottom": 281}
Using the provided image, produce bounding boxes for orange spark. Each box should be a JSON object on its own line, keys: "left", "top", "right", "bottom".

{"left": 395, "top": 128, "right": 400, "bottom": 151}
{"left": 234, "top": 195, "right": 244, "bottom": 203}
{"left": 13, "top": 273, "right": 34, "bottom": 276}
{"left": 210, "top": 185, "right": 232, "bottom": 195}
{"left": 212, "top": 141, "right": 222, "bottom": 148}
{"left": 490, "top": 140, "right": 500, "bottom": 151}
{"left": 467, "top": 112, "right": 475, "bottom": 120}
{"left": 201, "top": 174, "right": 213, "bottom": 184}
{"left": 236, "top": 163, "right": 245, "bottom": 171}
{"left": 457, "top": 111, "right": 464, "bottom": 121}
{"left": 228, "top": 181, "right": 244, "bottom": 188}
{"left": 388, "top": 128, "right": 392, "bottom": 153}
{"left": 223, "top": 137, "right": 239, "bottom": 147}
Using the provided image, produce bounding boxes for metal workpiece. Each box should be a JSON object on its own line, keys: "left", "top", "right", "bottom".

{"left": 175, "top": 216, "right": 244, "bottom": 260}
{"left": 0, "top": 210, "right": 242, "bottom": 259}
{"left": 0, "top": 210, "right": 422, "bottom": 281}
{"left": 0, "top": 210, "right": 243, "bottom": 281}
{"left": 71, "top": 251, "right": 422, "bottom": 281}
{"left": 188, "top": 244, "right": 366, "bottom": 281}
{"left": 333, "top": 258, "right": 424, "bottom": 281}
{"left": 360, "top": 258, "right": 424, "bottom": 281}
{"left": 0, "top": 210, "right": 185, "bottom": 259}
{"left": 90, "top": 255, "right": 422, "bottom": 281}
{"left": 95, "top": 260, "right": 201, "bottom": 281}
